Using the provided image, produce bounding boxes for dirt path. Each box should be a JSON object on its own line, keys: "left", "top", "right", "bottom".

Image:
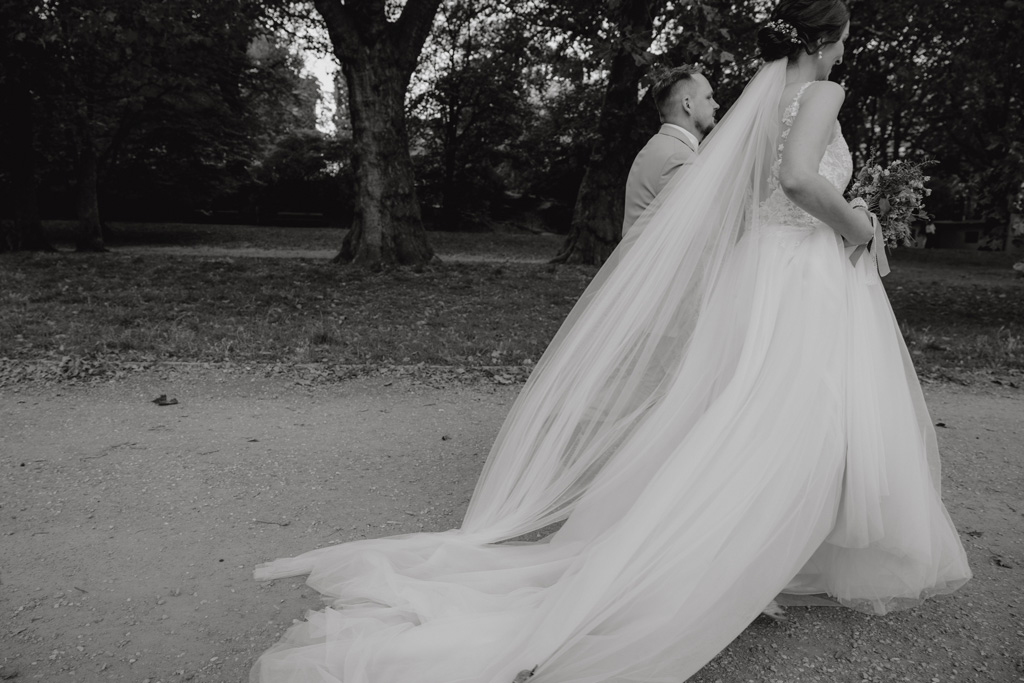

{"left": 1, "top": 372, "right": 1021, "bottom": 683}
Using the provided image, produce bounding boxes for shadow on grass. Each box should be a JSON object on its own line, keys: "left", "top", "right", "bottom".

{"left": 41, "top": 220, "right": 343, "bottom": 249}
{"left": 39, "top": 221, "right": 567, "bottom": 261}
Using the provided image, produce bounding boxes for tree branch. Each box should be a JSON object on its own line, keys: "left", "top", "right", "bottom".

{"left": 312, "top": 0, "right": 363, "bottom": 63}
{"left": 391, "top": 0, "right": 443, "bottom": 74}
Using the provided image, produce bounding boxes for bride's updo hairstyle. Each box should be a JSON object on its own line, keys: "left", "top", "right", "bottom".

{"left": 757, "top": 0, "right": 849, "bottom": 62}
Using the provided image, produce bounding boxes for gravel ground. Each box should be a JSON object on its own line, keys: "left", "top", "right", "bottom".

{"left": 1, "top": 370, "right": 1021, "bottom": 683}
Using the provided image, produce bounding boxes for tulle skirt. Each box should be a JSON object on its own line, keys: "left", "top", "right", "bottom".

{"left": 251, "top": 221, "right": 970, "bottom": 683}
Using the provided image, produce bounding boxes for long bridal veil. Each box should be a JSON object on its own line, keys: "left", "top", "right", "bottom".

{"left": 461, "top": 59, "right": 789, "bottom": 540}
{"left": 260, "top": 56, "right": 788, "bottom": 563}
{"left": 252, "top": 58, "right": 967, "bottom": 683}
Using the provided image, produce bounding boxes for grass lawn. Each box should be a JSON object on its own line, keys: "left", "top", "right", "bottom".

{"left": 0, "top": 229, "right": 593, "bottom": 373}
{"left": 880, "top": 248, "right": 1023, "bottom": 381}
{"left": 1, "top": 222, "right": 1021, "bottom": 384}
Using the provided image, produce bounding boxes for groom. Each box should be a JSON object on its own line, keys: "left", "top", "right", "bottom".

{"left": 622, "top": 65, "right": 720, "bottom": 235}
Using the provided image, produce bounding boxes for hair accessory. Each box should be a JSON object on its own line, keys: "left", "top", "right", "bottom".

{"left": 818, "top": 50, "right": 823, "bottom": 60}
{"left": 765, "top": 18, "right": 800, "bottom": 44}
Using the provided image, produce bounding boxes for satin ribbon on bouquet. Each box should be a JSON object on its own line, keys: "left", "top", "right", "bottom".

{"left": 869, "top": 213, "right": 890, "bottom": 277}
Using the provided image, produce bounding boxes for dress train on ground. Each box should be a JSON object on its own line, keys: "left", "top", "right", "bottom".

{"left": 250, "top": 62, "right": 970, "bottom": 683}
{"left": 251, "top": 222, "right": 969, "bottom": 683}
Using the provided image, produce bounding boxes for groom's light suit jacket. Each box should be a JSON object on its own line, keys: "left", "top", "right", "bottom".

{"left": 622, "top": 124, "right": 698, "bottom": 235}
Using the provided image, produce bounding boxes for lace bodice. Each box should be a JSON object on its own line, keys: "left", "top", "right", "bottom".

{"left": 759, "top": 82, "right": 852, "bottom": 229}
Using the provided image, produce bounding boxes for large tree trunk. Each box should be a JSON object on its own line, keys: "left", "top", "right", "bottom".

{"left": 315, "top": 0, "right": 442, "bottom": 269}
{"left": 440, "top": 115, "right": 460, "bottom": 229}
{"left": 75, "top": 123, "right": 106, "bottom": 252}
{"left": 337, "top": 57, "right": 433, "bottom": 267}
{"left": 0, "top": 80, "right": 51, "bottom": 252}
{"left": 1007, "top": 194, "right": 1018, "bottom": 252}
{"left": 553, "top": 0, "right": 663, "bottom": 265}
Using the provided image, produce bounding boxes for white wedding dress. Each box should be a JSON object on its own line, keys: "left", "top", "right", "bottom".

{"left": 250, "top": 64, "right": 971, "bottom": 683}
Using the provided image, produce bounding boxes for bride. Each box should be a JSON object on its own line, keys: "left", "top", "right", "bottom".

{"left": 250, "top": 1, "right": 971, "bottom": 681}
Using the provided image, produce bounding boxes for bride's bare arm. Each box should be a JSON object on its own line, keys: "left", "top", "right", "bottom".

{"left": 779, "top": 81, "right": 873, "bottom": 245}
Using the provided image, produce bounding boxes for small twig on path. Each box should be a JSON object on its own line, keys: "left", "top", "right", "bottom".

{"left": 73, "top": 586, "right": 88, "bottom": 593}
{"left": 81, "top": 442, "right": 134, "bottom": 460}
{"left": 253, "top": 520, "right": 290, "bottom": 526}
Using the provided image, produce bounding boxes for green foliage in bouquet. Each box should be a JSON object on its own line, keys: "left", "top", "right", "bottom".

{"left": 850, "top": 159, "right": 935, "bottom": 249}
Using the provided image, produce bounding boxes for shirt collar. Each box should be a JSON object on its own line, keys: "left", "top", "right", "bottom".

{"left": 661, "top": 123, "right": 700, "bottom": 150}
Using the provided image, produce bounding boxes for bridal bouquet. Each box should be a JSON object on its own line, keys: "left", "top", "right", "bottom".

{"left": 849, "top": 159, "right": 934, "bottom": 249}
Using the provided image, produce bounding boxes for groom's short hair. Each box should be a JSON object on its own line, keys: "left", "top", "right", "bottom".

{"left": 651, "top": 64, "right": 703, "bottom": 122}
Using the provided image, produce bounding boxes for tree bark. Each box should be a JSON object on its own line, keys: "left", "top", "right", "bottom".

{"left": 336, "top": 56, "right": 433, "bottom": 267}
{"left": 440, "top": 109, "right": 461, "bottom": 228}
{"left": 1007, "top": 194, "right": 1017, "bottom": 252}
{"left": 75, "top": 122, "right": 106, "bottom": 252}
{"left": 553, "top": 0, "right": 662, "bottom": 265}
{"left": 315, "top": 0, "right": 441, "bottom": 268}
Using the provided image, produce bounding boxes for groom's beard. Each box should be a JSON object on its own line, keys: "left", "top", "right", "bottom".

{"left": 698, "top": 119, "right": 716, "bottom": 139}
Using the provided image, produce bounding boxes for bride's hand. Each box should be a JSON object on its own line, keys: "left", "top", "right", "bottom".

{"left": 843, "top": 210, "right": 873, "bottom": 266}
{"left": 850, "top": 204, "right": 875, "bottom": 244}
{"left": 843, "top": 203, "right": 875, "bottom": 267}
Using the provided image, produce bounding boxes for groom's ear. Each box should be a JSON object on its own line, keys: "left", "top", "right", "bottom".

{"left": 681, "top": 94, "right": 693, "bottom": 116}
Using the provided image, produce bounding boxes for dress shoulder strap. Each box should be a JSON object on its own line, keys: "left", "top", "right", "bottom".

{"left": 782, "top": 82, "right": 815, "bottom": 128}
{"left": 776, "top": 82, "right": 815, "bottom": 161}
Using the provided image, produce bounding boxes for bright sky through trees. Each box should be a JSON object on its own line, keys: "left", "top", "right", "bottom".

{"left": 302, "top": 48, "right": 338, "bottom": 133}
